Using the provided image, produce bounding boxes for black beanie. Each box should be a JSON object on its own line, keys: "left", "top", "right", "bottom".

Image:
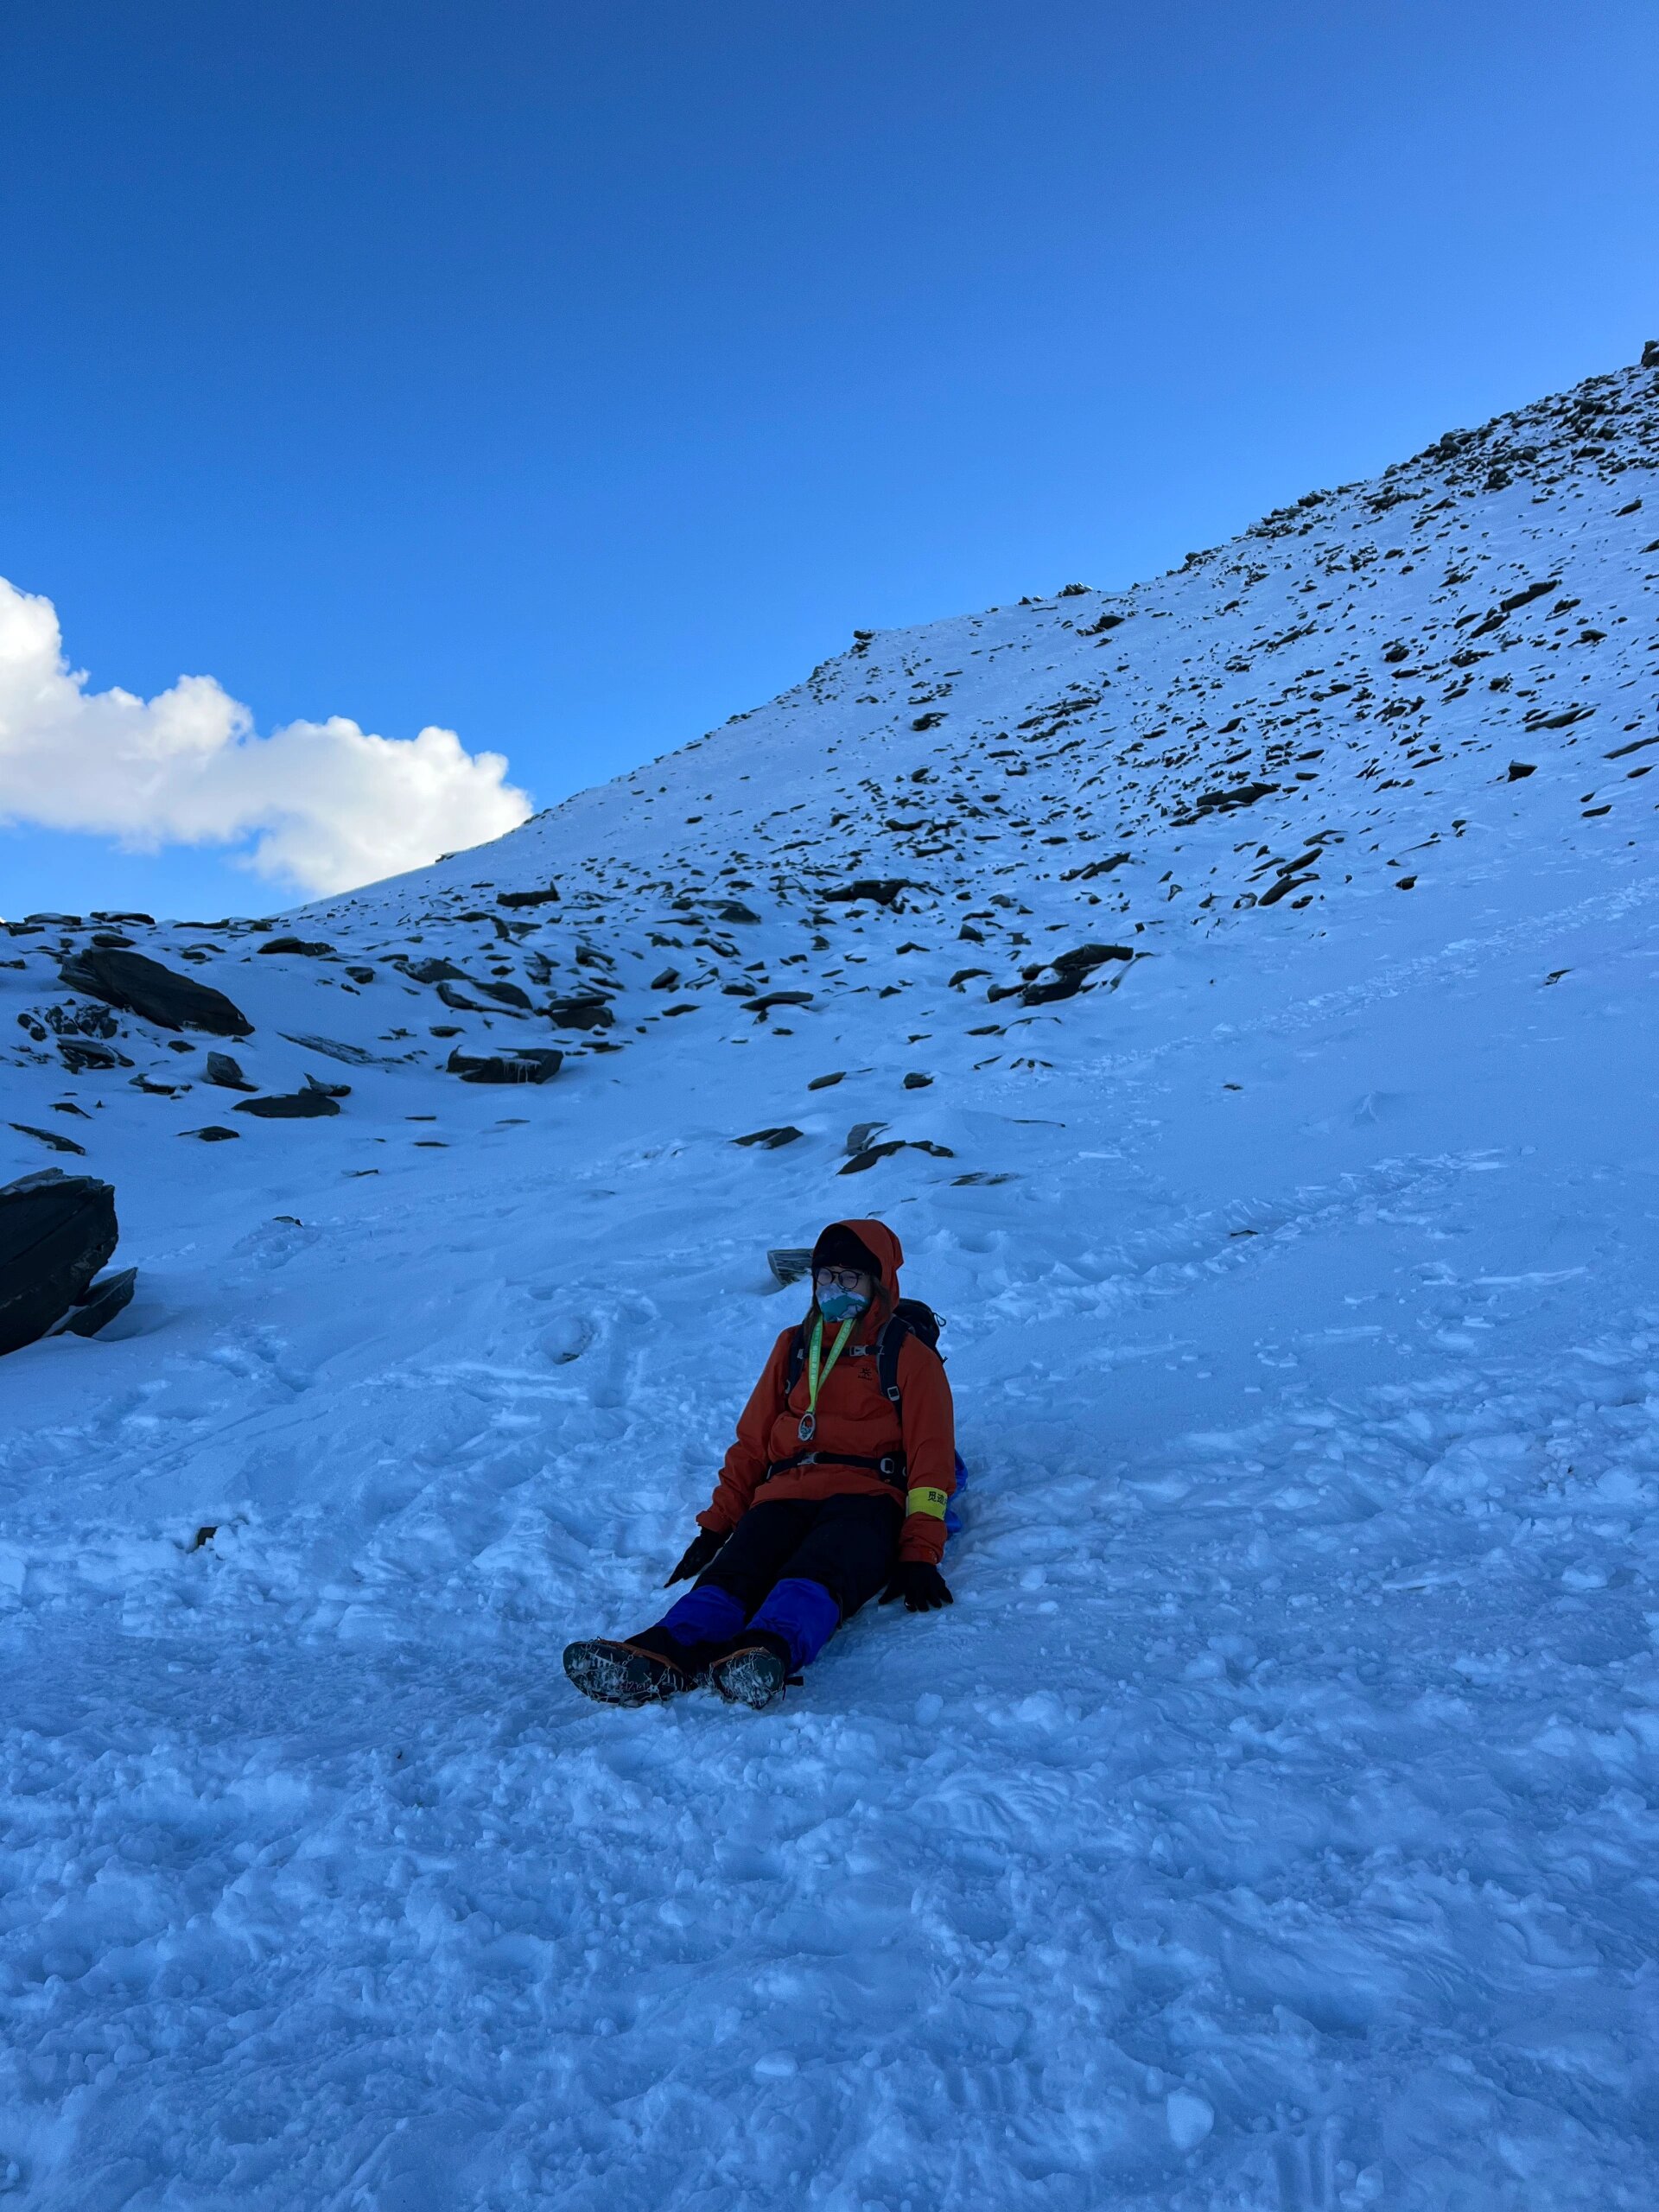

{"left": 811, "top": 1224, "right": 883, "bottom": 1280}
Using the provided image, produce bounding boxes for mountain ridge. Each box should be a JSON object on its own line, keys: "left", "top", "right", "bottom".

{"left": 289, "top": 345, "right": 1655, "bottom": 1077}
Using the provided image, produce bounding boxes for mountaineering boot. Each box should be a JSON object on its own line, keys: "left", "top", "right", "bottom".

{"left": 563, "top": 1633, "right": 696, "bottom": 1707}
{"left": 709, "top": 1630, "right": 797, "bottom": 1711}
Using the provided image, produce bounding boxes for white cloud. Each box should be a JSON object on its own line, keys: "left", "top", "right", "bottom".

{"left": 0, "top": 576, "right": 532, "bottom": 896}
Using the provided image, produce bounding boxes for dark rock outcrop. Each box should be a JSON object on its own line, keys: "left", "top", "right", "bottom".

{"left": 277, "top": 1033, "right": 400, "bottom": 1068}
{"left": 1170, "top": 782, "right": 1278, "bottom": 828}
{"left": 205, "top": 1052, "right": 257, "bottom": 1090}
{"left": 1020, "top": 944, "right": 1134, "bottom": 1005}
{"left": 445, "top": 1047, "right": 563, "bottom": 1085}
{"left": 234, "top": 1090, "right": 341, "bottom": 1120}
{"left": 10, "top": 1122, "right": 86, "bottom": 1154}
{"left": 60, "top": 1266, "right": 137, "bottom": 1338}
{"left": 59, "top": 949, "right": 252, "bottom": 1038}
{"left": 821, "top": 880, "right": 915, "bottom": 909}
{"left": 45, "top": 1001, "right": 118, "bottom": 1039}
{"left": 58, "top": 1039, "right": 130, "bottom": 1074}
{"left": 0, "top": 1170, "right": 119, "bottom": 1355}
{"left": 839, "top": 1139, "right": 955, "bottom": 1174}
{"left": 546, "top": 996, "right": 614, "bottom": 1032}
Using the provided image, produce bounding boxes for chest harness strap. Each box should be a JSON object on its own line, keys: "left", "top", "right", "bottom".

{"left": 763, "top": 1312, "right": 911, "bottom": 1494}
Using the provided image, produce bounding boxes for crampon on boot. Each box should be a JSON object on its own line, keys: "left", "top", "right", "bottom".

{"left": 563, "top": 1637, "right": 694, "bottom": 1707}
{"left": 709, "top": 1632, "right": 801, "bottom": 1712}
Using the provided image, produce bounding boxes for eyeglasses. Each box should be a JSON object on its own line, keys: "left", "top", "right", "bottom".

{"left": 815, "top": 1267, "right": 868, "bottom": 1293}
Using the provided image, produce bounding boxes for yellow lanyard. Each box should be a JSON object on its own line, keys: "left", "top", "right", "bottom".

{"left": 798, "top": 1315, "right": 854, "bottom": 1442}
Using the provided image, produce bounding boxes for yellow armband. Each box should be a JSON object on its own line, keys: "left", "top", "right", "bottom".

{"left": 906, "top": 1486, "right": 950, "bottom": 1521}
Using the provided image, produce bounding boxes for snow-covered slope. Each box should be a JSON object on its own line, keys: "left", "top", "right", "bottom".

{"left": 3, "top": 354, "right": 1658, "bottom": 2209}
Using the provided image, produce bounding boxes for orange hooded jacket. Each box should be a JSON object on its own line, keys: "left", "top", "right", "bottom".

{"left": 696, "top": 1219, "right": 957, "bottom": 1567}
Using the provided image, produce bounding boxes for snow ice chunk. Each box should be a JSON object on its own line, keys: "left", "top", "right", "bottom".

{"left": 1166, "top": 2090, "right": 1215, "bottom": 2151}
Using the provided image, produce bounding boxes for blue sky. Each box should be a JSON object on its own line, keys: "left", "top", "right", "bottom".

{"left": 2, "top": 0, "right": 1655, "bottom": 918}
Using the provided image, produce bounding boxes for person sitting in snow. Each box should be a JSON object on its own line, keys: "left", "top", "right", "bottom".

{"left": 564, "top": 1218, "right": 956, "bottom": 1712}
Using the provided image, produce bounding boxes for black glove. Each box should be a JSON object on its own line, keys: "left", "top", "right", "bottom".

{"left": 880, "top": 1560, "right": 953, "bottom": 1611}
{"left": 664, "top": 1529, "right": 726, "bottom": 1586}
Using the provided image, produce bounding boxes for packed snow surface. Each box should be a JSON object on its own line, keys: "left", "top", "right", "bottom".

{"left": 3, "top": 357, "right": 1659, "bottom": 2209}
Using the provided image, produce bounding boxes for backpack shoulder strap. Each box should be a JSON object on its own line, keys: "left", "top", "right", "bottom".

{"left": 876, "top": 1312, "right": 912, "bottom": 1406}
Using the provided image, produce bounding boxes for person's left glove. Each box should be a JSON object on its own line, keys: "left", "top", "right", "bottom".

{"left": 664, "top": 1529, "right": 727, "bottom": 1586}
{"left": 880, "top": 1560, "right": 953, "bottom": 1611}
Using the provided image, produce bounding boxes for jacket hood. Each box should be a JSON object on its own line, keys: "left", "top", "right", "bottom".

{"left": 817, "top": 1217, "right": 902, "bottom": 1300}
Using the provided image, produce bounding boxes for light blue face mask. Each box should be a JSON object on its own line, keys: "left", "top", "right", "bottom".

{"left": 817, "top": 1286, "right": 871, "bottom": 1323}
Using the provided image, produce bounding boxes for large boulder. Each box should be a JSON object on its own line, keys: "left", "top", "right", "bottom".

{"left": 0, "top": 1171, "right": 119, "bottom": 1356}
{"left": 59, "top": 948, "right": 252, "bottom": 1038}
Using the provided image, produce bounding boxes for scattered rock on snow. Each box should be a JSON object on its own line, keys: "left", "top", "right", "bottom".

{"left": 840, "top": 1139, "right": 954, "bottom": 1173}
{"left": 44, "top": 1001, "right": 118, "bottom": 1039}
{"left": 278, "top": 1033, "right": 404, "bottom": 1068}
{"left": 445, "top": 1047, "right": 563, "bottom": 1085}
{"left": 10, "top": 1122, "right": 86, "bottom": 1154}
{"left": 546, "top": 997, "right": 615, "bottom": 1032}
{"left": 436, "top": 982, "right": 504, "bottom": 1015}
{"left": 205, "top": 1052, "right": 257, "bottom": 1091}
{"left": 1052, "top": 944, "right": 1133, "bottom": 975}
{"left": 1169, "top": 782, "right": 1278, "bottom": 828}
{"left": 766, "top": 1247, "right": 814, "bottom": 1287}
{"left": 234, "top": 1090, "right": 341, "bottom": 1120}
{"left": 733, "top": 1127, "right": 804, "bottom": 1149}
{"left": 58, "top": 1039, "right": 130, "bottom": 1074}
{"left": 58, "top": 948, "right": 252, "bottom": 1038}
{"left": 181, "top": 1126, "right": 241, "bottom": 1141}
{"left": 257, "top": 937, "right": 334, "bottom": 957}
{"left": 821, "top": 880, "right": 916, "bottom": 909}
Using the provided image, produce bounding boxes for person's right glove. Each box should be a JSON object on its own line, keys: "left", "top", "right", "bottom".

{"left": 664, "top": 1529, "right": 727, "bottom": 1586}
{"left": 880, "top": 1560, "right": 954, "bottom": 1612}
